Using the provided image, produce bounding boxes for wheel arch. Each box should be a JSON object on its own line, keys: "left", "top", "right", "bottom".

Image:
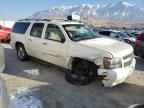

{"left": 68, "top": 56, "right": 99, "bottom": 69}
{"left": 15, "top": 41, "right": 25, "bottom": 49}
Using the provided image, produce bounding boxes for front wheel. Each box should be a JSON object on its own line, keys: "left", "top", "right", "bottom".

{"left": 16, "top": 44, "right": 29, "bottom": 61}
{"left": 65, "top": 60, "right": 97, "bottom": 86}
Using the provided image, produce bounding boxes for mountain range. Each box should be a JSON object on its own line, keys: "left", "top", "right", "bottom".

{"left": 29, "top": 2, "right": 144, "bottom": 23}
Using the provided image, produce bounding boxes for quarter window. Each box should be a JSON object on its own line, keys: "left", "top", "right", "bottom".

{"left": 30, "top": 23, "right": 44, "bottom": 38}
{"left": 45, "top": 24, "right": 65, "bottom": 42}
{"left": 12, "top": 22, "right": 30, "bottom": 34}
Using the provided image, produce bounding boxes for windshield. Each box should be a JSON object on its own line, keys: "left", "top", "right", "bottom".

{"left": 63, "top": 24, "right": 98, "bottom": 41}
{"left": 117, "top": 32, "right": 129, "bottom": 38}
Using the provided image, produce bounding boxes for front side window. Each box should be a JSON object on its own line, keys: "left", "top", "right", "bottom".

{"left": 30, "top": 23, "right": 44, "bottom": 38}
{"left": 45, "top": 24, "right": 65, "bottom": 42}
{"left": 63, "top": 24, "right": 98, "bottom": 41}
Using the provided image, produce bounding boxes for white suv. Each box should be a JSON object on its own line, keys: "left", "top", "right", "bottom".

{"left": 10, "top": 19, "right": 136, "bottom": 87}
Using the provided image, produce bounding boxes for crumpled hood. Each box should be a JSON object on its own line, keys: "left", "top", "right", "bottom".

{"left": 78, "top": 37, "right": 133, "bottom": 58}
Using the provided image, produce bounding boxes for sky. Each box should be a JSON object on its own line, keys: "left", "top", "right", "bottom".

{"left": 0, "top": 0, "right": 144, "bottom": 20}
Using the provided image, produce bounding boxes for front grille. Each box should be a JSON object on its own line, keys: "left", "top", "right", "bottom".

{"left": 123, "top": 52, "right": 134, "bottom": 67}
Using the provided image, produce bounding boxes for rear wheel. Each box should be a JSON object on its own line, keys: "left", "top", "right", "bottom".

{"left": 65, "top": 59, "right": 98, "bottom": 86}
{"left": 16, "top": 44, "right": 29, "bottom": 61}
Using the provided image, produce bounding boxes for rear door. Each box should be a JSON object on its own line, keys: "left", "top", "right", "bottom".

{"left": 27, "top": 23, "right": 44, "bottom": 59}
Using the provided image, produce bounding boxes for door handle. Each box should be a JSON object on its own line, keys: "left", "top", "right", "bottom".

{"left": 28, "top": 39, "right": 32, "bottom": 41}
{"left": 42, "top": 43, "right": 47, "bottom": 45}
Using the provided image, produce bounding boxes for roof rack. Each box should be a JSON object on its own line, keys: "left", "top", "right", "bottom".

{"left": 18, "top": 18, "right": 82, "bottom": 23}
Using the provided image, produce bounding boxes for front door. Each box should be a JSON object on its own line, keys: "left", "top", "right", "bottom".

{"left": 40, "top": 24, "right": 68, "bottom": 67}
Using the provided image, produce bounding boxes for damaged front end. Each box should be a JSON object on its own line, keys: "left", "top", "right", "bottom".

{"left": 96, "top": 55, "right": 136, "bottom": 87}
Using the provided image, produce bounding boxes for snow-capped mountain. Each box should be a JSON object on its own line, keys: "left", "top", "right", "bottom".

{"left": 29, "top": 2, "right": 144, "bottom": 23}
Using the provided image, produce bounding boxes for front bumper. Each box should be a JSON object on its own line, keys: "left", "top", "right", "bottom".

{"left": 98, "top": 58, "right": 136, "bottom": 87}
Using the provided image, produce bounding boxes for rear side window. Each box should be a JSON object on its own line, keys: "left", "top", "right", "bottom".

{"left": 30, "top": 23, "right": 44, "bottom": 38}
{"left": 12, "top": 22, "right": 30, "bottom": 34}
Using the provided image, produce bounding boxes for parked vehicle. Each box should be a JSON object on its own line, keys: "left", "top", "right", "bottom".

{"left": 0, "top": 25, "right": 11, "bottom": 42}
{"left": 125, "top": 32, "right": 136, "bottom": 38}
{"left": 0, "top": 43, "right": 10, "bottom": 108}
{"left": 98, "top": 30, "right": 136, "bottom": 44}
{"left": 10, "top": 17, "right": 136, "bottom": 87}
{"left": 131, "top": 32, "right": 140, "bottom": 37}
{"left": 134, "top": 33, "right": 144, "bottom": 58}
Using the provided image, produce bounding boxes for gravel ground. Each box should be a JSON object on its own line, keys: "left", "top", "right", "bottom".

{"left": 1, "top": 43, "right": 144, "bottom": 108}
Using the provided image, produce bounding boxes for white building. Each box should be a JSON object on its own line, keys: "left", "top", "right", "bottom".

{"left": 0, "top": 21, "right": 15, "bottom": 28}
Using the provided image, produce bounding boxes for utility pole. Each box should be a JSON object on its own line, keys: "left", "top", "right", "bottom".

{"left": 87, "top": 12, "right": 89, "bottom": 25}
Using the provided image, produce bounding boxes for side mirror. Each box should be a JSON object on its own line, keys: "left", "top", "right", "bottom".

{"left": 61, "top": 38, "right": 65, "bottom": 43}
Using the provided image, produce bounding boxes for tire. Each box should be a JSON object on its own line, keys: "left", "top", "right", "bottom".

{"left": 16, "top": 44, "right": 29, "bottom": 61}
{"left": 65, "top": 60, "right": 96, "bottom": 86}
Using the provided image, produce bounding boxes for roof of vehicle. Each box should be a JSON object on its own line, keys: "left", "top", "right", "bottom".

{"left": 16, "top": 19, "right": 83, "bottom": 25}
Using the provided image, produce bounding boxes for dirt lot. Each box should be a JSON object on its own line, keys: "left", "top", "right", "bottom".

{"left": 1, "top": 44, "right": 144, "bottom": 108}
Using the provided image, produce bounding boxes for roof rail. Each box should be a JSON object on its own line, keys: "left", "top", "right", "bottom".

{"left": 18, "top": 19, "right": 52, "bottom": 21}
{"left": 18, "top": 18, "right": 65, "bottom": 21}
